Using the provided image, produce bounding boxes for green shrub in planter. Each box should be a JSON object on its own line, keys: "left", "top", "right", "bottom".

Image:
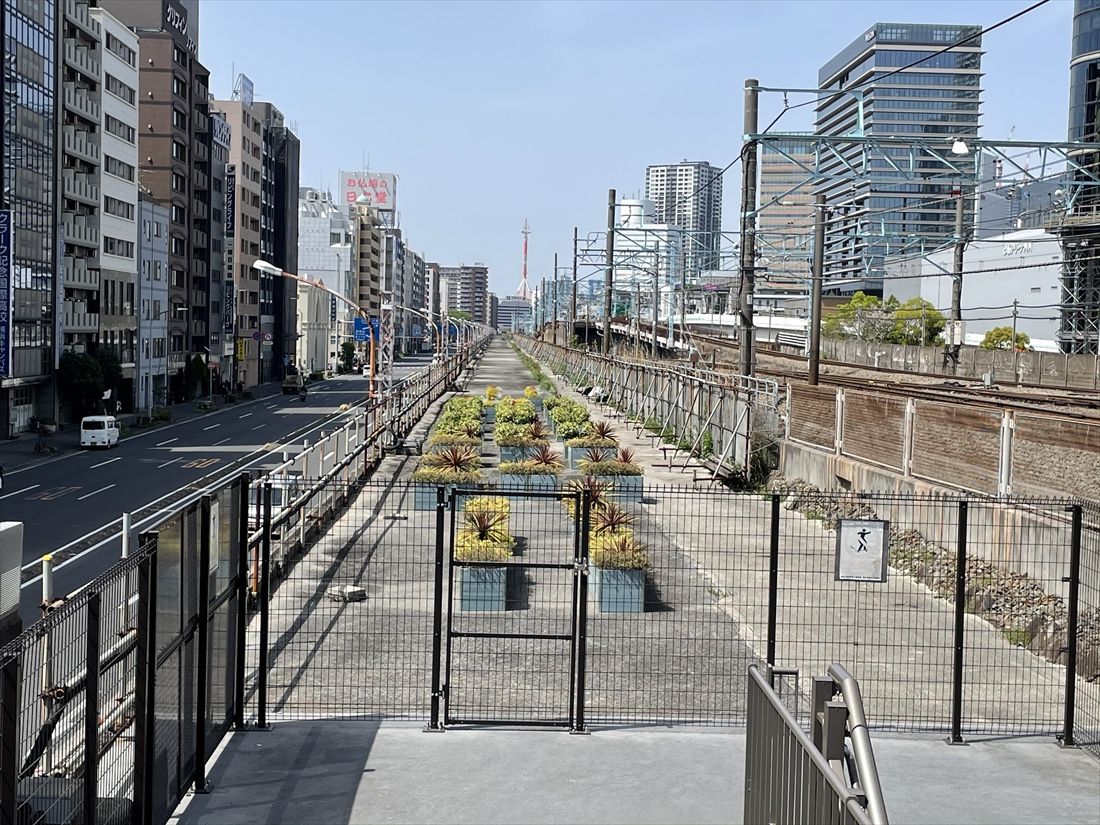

{"left": 413, "top": 448, "right": 483, "bottom": 510}
{"left": 583, "top": 448, "right": 644, "bottom": 502}
{"left": 499, "top": 445, "right": 562, "bottom": 491}
{"left": 589, "top": 532, "right": 649, "bottom": 613}
{"left": 565, "top": 420, "right": 618, "bottom": 468}
{"left": 428, "top": 431, "right": 480, "bottom": 450}
{"left": 495, "top": 397, "right": 537, "bottom": 425}
{"left": 455, "top": 509, "right": 513, "bottom": 611}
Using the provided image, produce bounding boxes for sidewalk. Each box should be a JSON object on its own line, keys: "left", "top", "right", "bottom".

{"left": 0, "top": 381, "right": 285, "bottom": 474}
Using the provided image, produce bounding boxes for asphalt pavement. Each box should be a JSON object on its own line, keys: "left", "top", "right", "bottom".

{"left": 8, "top": 373, "right": 380, "bottom": 622}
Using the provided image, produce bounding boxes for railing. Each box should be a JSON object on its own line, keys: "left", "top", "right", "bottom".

{"left": 745, "top": 664, "right": 888, "bottom": 825}
{"left": 515, "top": 335, "right": 781, "bottom": 482}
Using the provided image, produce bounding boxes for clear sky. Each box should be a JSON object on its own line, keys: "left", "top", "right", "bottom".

{"left": 198, "top": 0, "right": 1073, "bottom": 297}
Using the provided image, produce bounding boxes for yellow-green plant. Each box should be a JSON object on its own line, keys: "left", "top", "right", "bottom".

{"left": 455, "top": 509, "right": 513, "bottom": 561}
{"left": 523, "top": 385, "right": 538, "bottom": 399}
{"left": 589, "top": 532, "right": 649, "bottom": 570}
{"left": 465, "top": 495, "right": 511, "bottom": 519}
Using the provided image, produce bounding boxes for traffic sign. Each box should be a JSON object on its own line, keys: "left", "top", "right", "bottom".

{"left": 251, "top": 331, "right": 262, "bottom": 341}
{"left": 263, "top": 331, "right": 274, "bottom": 343}
{"left": 353, "top": 317, "right": 370, "bottom": 342}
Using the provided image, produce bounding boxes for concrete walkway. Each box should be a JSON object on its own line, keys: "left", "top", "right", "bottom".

{"left": 171, "top": 722, "right": 1099, "bottom": 825}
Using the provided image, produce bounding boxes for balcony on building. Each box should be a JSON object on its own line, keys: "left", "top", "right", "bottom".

{"left": 192, "top": 259, "right": 209, "bottom": 281}
{"left": 63, "top": 126, "right": 101, "bottom": 165}
{"left": 63, "top": 86, "right": 100, "bottom": 124}
{"left": 193, "top": 200, "right": 209, "bottom": 221}
{"left": 63, "top": 301, "right": 99, "bottom": 333}
{"left": 63, "top": 170, "right": 99, "bottom": 207}
{"left": 63, "top": 41, "right": 101, "bottom": 81}
{"left": 64, "top": 0, "right": 100, "bottom": 38}
{"left": 62, "top": 211, "right": 100, "bottom": 249}
{"left": 193, "top": 110, "right": 208, "bottom": 135}
{"left": 193, "top": 228, "right": 208, "bottom": 249}
{"left": 190, "top": 319, "right": 207, "bottom": 337}
{"left": 63, "top": 255, "right": 100, "bottom": 289}
{"left": 193, "top": 167, "right": 208, "bottom": 191}
{"left": 191, "top": 289, "right": 208, "bottom": 307}
{"left": 194, "top": 141, "right": 209, "bottom": 163}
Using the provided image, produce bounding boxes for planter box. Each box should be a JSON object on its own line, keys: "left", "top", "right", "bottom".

{"left": 458, "top": 566, "right": 506, "bottom": 611}
{"left": 591, "top": 566, "right": 645, "bottom": 613}
{"left": 499, "top": 474, "right": 529, "bottom": 491}
{"left": 607, "top": 475, "right": 643, "bottom": 503}
{"left": 483, "top": 407, "right": 496, "bottom": 423}
{"left": 527, "top": 474, "right": 558, "bottom": 492}
{"left": 530, "top": 398, "right": 543, "bottom": 412}
{"left": 499, "top": 445, "right": 533, "bottom": 464}
{"left": 414, "top": 483, "right": 454, "bottom": 511}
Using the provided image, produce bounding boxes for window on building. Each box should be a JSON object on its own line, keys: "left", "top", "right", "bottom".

{"left": 170, "top": 237, "right": 186, "bottom": 257}
{"left": 172, "top": 77, "right": 187, "bottom": 98}
{"left": 173, "top": 45, "right": 188, "bottom": 67}
{"left": 104, "top": 196, "right": 135, "bottom": 221}
{"left": 104, "top": 235, "right": 135, "bottom": 258}
{"left": 105, "top": 32, "right": 136, "bottom": 67}
{"left": 104, "top": 155, "right": 135, "bottom": 181}
{"left": 172, "top": 172, "right": 187, "bottom": 192}
{"left": 104, "top": 114, "right": 135, "bottom": 144}
{"left": 172, "top": 140, "right": 187, "bottom": 162}
{"left": 172, "top": 109, "right": 188, "bottom": 131}
{"left": 171, "top": 204, "right": 186, "bottom": 224}
{"left": 104, "top": 73, "right": 136, "bottom": 106}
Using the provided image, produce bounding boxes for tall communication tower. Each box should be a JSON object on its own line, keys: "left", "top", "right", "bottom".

{"left": 516, "top": 219, "right": 533, "bottom": 300}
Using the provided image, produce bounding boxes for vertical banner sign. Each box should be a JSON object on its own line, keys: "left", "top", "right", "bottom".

{"left": 223, "top": 280, "right": 234, "bottom": 333}
{"left": 0, "top": 210, "right": 13, "bottom": 378}
{"left": 225, "top": 167, "right": 236, "bottom": 237}
{"left": 56, "top": 221, "right": 65, "bottom": 369}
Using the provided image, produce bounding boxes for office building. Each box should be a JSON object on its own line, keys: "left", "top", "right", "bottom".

{"left": 758, "top": 139, "right": 816, "bottom": 287}
{"left": 437, "top": 264, "right": 489, "bottom": 323}
{"left": 496, "top": 297, "right": 533, "bottom": 332}
{"left": 136, "top": 198, "right": 168, "bottom": 413}
{"left": 208, "top": 111, "right": 230, "bottom": 380}
{"left": 407, "top": 250, "right": 428, "bottom": 352}
{"left": 101, "top": 0, "right": 214, "bottom": 401}
{"left": 299, "top": 188, "right": 355, "bottom": 370}
{"left": 488, "top": 292, "right": 499, "bottom": 330}
{"left": 644, "top": 161, "right": 723, "bottom": 275}
{"left": 815, "top": 22, "right": 983, "bottom": 295}
{"left": 92, "top": 7, "right": 139, "bottom": 410}
{"left": 1057, "top": 0, "right": 1100, "bottom": 353}
{"left": 348, "top": 200, "right": 384, "bottom": 327}
{"left": 60, "top": 0, "right": 103, "bottom": 358}
{"left": 974, "top": 153, "right": 1067, "bottom": 239}
{"left": 1, "top": 0, "right": 61, "bottom": 434}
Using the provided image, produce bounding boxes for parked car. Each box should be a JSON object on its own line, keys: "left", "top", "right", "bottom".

{"left": 80, "top": 416, "right": 120, "bottom": 448}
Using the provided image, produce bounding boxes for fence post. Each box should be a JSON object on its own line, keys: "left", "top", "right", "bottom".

{"left": 427, "top": 486, "right": 446, "bottom": 731}
{"left": 133, "top": 534, "right": 158, "bottom": 825}
{"left": 194, "top": 495, "right": 213, "bottom": 792}
{"left": 233, "top": 475, "right": 249, "bottom": 729}
{"left": 0, "top": 655, "right": 17, "bottom": 825}
{"left": 82, "top": 590, "right": 101, "bottom": 825}
{"left": 947, "top": 500, "right": 968, "bottom": 745}
{"left": 573, "top": 489, "right": 591, "bottom": 734}
{"left": 902, "top": 398, "right": 915, "bottom": 477}
{"left": 767, "top": 494, "right": 780, "bottom": 667}
{"left": 998, "top": 412, "right": 1014, "bottom": 496}
{"left": 1059, "top": 504, "right": 1083, "bottom": 748}
{"left": 257, "top": 482, "right": 272, "bottom": 730}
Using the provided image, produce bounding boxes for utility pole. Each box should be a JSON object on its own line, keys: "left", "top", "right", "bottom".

{"left": 808, "top": 194, "right": 825, "bottom": 385}
{"left": 652, "top": 274, "right": 659, "bottom": 357}
{"left": 553, "top": 254, "right": 559, "bottom": 345}
{"left": 1011, "top": 299, "right": 1019, "bottom": 347}
{"left": 634, "top": 280, "right": 641, "bottom": 355}
{"left": 947, "top": 193, "right": 966, "bottom": 373}
{"left": 571, "top": 227, "right": 578, "bottom": 346}
{"left": 738, "top": 79, "right": 760, "bottom": 377}
{"left": 603, "top": 188, "right": 615, "bottom": 355}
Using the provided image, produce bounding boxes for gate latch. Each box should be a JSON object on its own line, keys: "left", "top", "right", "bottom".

{"left": 574, "top": 559, "right": 590, "bottom": 576}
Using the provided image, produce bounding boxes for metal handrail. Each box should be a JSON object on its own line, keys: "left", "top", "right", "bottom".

{"left": 827, "top": 663, "right": 889, "bottom": 825}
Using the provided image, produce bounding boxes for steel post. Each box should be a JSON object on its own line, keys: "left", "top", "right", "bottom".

{"left": 767, "top": 494, "right": 780, "bottom": 666}
{"left": 133, "top": 535, "right": 157, "bottom": 825}
{"left": 82, "top": 591, "right": 101, "bottom": 825}
{"left": 948, "top": 500, "right": 968, "bottom": 745}
{"left": 738, "top": 79, "right": 760, "bottom": 378}
{"left": 1059, "top": 504, "right": 1083, "bottom": 748}
{"left": 808, "top": 194, "right": 825, "bottom": 385}
{"left": 257, "top": 483, "right": 272, "bottom": 729}
{"left": 233, "top": 475, "right": 249, "bottom": 729}
{"left": 603, "top": 189, "right": 615, "bottom": 355}
{"left": 428, "top": 486, "right": 446, "bottom": 731}
{"left": 194, "top": 496, "right": 212, "bottom": 791}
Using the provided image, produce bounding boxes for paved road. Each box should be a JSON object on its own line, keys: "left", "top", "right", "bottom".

{"left": 8, "top": 373, "right": 379, "bottom": 622}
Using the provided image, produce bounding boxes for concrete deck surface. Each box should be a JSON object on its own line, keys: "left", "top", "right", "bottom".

{"left": 170, "top": 722, "right": 1099, "bottom": 825}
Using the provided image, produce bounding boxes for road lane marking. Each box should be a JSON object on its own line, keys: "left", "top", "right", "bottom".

{"left": 90, "top": 457, "right": 122, "bottom": 469}
{"left": 251, "top": 424, "right": 265, "bottom": 431}
{"left": 267, "top": 403, "right": 278, "bottom": 409}
{"left": 157, "top": 458, "right": 181, "bottom": 469}
{"left": 29, "top": 486, "right": 81, "bottom": 501}
{"left": 213, "top": 437, "right": 230, "bottom": 446}
{"left": 183, "top": 458, "right": 220, "bottom": 469}
{"left": 0, "top": 484, "right": 39, "bottom": 500}
{"left": 203, "top": 423, "right": 220, "bottom": 431}
{"left": 77, "top": 484, "right": 115, "bottom": 501}
{"left": 238, "top": 412, "right": 253, "bottom": 419}
{"left": 156, "top": 438, "right": 179, "bottom": 447}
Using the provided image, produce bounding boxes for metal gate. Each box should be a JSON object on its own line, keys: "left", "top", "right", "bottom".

{"left": 434, "top": 488, "right": 589, "bottom": 729}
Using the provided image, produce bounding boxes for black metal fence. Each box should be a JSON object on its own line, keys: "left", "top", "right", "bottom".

{"left": 238, "top": 476, "right": 1098, "bottom": 753}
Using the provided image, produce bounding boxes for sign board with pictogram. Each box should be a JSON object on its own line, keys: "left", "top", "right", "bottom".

{"left": 834, "top": 519, "right": 889, "bottom": 582}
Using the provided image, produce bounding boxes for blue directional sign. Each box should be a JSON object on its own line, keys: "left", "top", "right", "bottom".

{"left": 353, "top": 316, "right": 370, "bottom": 342}
{"left": 369, "top": 316, "right": 381, "bottom": 343}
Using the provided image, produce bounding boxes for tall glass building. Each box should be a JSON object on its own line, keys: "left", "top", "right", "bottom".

{"left": 2, "top": 0, "right": 60, "bottom": 433}
{"left": 815, "top": 22, "right": 983, "bottom": 296}
{"left": 1059, "top": 0, "right": 1100, "bottom": 353}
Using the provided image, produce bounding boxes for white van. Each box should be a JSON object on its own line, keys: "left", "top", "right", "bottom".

{"left": 80, "top": 416, "right": 120, "bottom": 448}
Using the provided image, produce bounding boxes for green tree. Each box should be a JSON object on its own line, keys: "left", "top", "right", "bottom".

{"left": 980, "top": 326, "right": 1031, "bottom": 351}
{"left": 822, "top": 291, "right": 895, "bottom": 342}
{"left": 185, "top": 354, "right": 209, "bottom": 399}
{"left": 58, "top": 352, "right": 104, "bottom": 418}
{"left": 888, "top": 297, "right": 945, "bottom": 346}
{"left": 340, "top": 341, "right": 356, "bottom": 372}
{"left": 447, "top": 309, "right": 472, "bottom": 321}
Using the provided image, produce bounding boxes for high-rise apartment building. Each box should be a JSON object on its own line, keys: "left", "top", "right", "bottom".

{"left": 208, "top": 111, "right": 230, "bottom": 379}
{"left": 92, "top": 8, "right": 139, "bottom": 409}
{"left": 1, "top": 0, "right": 61, "bottom": 434}
{"left": 299, "top": 188, "right": 355, "bottom": 369}
{"left": 1058, "top": 0, "right": 1100, "bottom": 353}
{"left": 436, "top": 264, "right": 489, "bottom": 323}
{"left": 60, "top": 0, "right": 103, "bottom": 358}
{"left": 348, "top": 201, "right": 383, "bottom": 328}
{"left": 815, "top": 22, "right": 983, "bottom": 295}
{"left": 101, "top": 0, "right": 214, "bottom": 402}
{"left": 644, "top": 161, "right": 723, "bottom": 275}
{"left": 136, "top": 197, "right": 168, "bottom": 413}
{"left": 758, "top": 139, "right": 816, "bottom": 287}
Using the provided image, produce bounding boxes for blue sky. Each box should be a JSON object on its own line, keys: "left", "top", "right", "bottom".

{"left": 198, "top": 0, "right": 1073, "bottom": 296}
